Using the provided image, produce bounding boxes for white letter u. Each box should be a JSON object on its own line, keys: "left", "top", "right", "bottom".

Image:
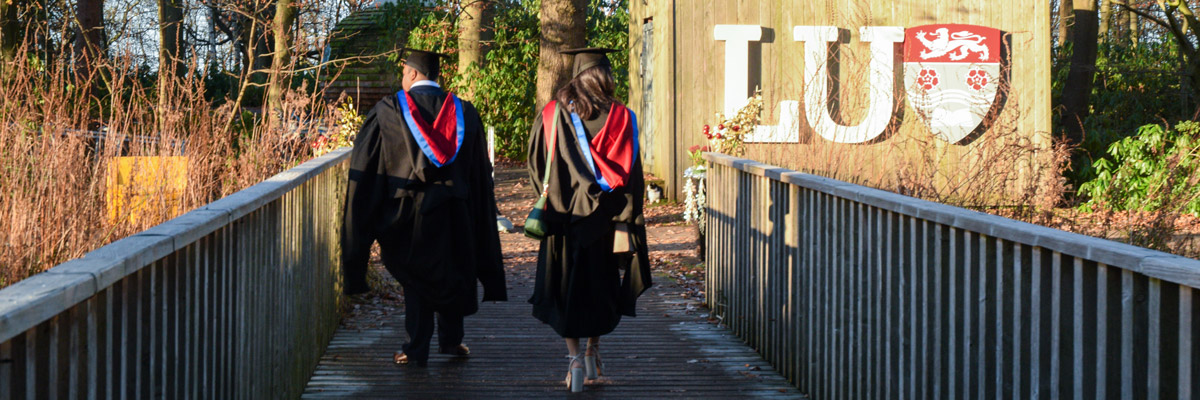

{"left": 794, "top": 26, "right": 904, "bottom": 144}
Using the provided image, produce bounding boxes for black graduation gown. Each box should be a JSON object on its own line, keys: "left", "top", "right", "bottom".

{"left": 341, "top": 88, "right": 507, "bottom": 316}
{"left": 526, "top": 104, "right": 653, "bottom": 338}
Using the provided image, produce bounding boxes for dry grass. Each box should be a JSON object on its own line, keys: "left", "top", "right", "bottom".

{"left": 0, "top": 46, "right": 342, "bottom": 288}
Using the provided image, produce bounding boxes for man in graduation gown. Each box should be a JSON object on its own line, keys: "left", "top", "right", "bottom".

{"left": 341, "top": 48, "right": 506, "bottom": 367}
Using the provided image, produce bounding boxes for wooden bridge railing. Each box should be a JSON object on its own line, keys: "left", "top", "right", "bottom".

{"left": 703, "top": 152, "right": 1200, "bottom": 399}
{"left": 0, "top": 148, "right": 351, "bottom": 399}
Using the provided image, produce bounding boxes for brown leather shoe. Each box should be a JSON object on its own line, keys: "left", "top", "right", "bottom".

{"left": 393, "top": 351, "right": 427, "bottom": 366}
{"left": 439, "top": 344, "right": 470, "bottom": 356}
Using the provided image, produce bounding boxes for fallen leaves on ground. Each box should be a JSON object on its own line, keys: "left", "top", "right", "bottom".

{"left": 645, "top": 201, "right": 686, "bottom": 225}
{"left": 651, "top": 255, "right": 706, "bottom": 303}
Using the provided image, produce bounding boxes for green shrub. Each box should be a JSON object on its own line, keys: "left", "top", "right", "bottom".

{"left": 1055, "top": 41, "right": 1184, "bottom": 187}
{"left": 1078, "top": 121, "right": 1200, "bottom": 215}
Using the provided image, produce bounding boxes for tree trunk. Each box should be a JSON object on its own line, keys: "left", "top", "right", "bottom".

{"left": 73, "top": 0, "right": 105, "bottom": 121}
{"left": 237, "top": 14, "right": 254, "bottom": 76}
{"left": 237, "top": 2, "right": 273, "bottom": 79}
{"left": 253, "top": 3, "right": 273, "bottom": 73}
{"left": 0, "top": 0, "right": 23, "bottom": 64}
{"left": 1098, "top": 0, "right": 1109, "bottom": 41}
{"left": 1123, "top": 6, "right": 1132, "bottom": 47}
{"left": 158, "top": 0, "right": 185, "bottom": 105}
{"left": 74, "top": 0, "right": 105, "bottom": 82}
{"left": 1061, "top": 1, "right": 1099, "bottom": 146}
{"left": 536, "top": 0, "right": 587, "bottom": 110}
{"left": 32, "top": 0, "right": 48, "bottom": 63}
{"left": 1115, "top": 3, "right": 1129, "bottom": 44}
{"left": 266, "top": 0, "right": 296, "bottom": 112}
{"left": 232, "top": 1, "right": 273, "bottom": 109}
{"left": 457, "top": 0, "right": 493, "bottom": 100}
{"left": 233, "top": 9, "right": 251, "bottom": 74}
{"left": 1057, "top": 0, "right": 1074, "bottom": 47}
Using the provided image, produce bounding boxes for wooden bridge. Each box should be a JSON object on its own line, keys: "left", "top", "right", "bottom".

{"left": 301, "top": 167, "right": 800, "bottom": 398}
{"left": 2, "top": 149, "right": 1199, "bottom": 399}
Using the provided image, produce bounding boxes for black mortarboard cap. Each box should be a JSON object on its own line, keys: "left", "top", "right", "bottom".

{"left": 401, "top": 47, "right": 449, "bottom": 79}
{"left": 560, "top": 47, "right": 619, "bottom": 79}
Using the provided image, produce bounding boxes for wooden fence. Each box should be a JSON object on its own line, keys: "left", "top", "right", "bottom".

{"left": 0, "top": 148, "right": 351, "bottom": 399}
{"left": 703, "top": 152, "right": 1200, "bottom": 399}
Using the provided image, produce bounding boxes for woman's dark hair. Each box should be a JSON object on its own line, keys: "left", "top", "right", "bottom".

{"left": 554, "top": 65, "right": 616, "bottom": 120}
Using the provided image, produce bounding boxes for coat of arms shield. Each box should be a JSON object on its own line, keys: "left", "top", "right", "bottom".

{"left": 903, "top": 24, "right": 1003, "bottom": 143}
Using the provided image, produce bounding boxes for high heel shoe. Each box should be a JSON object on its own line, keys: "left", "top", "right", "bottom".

{"left": 565, "top": 354, "right": 585, "bottom": 392}
{"left": 585, "top": 343, "right": 603, "bottom": 380}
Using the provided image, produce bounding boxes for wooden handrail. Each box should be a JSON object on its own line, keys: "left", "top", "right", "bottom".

{"left": 0, "top": 148, "right": 352, "bottom": 399}
{"left": 703, "top": 151, "right": 1199, "bottom": 398}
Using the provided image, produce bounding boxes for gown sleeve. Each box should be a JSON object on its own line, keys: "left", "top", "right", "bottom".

{"left": 613, "top": 158, "right": 643, "bottom": 224}
{"left": 617, "top": 155, "right": 652, "bottom": 315}
{"left": 465, "top": 102, "right": 507, "bottom": 302}
{"left": 340, "top": 105, "right": 386, "bottom": 295}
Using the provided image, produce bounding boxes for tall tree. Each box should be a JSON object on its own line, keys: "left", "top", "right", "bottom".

{"left": 1129, "top": 8, "right": 1139, "bottom": 47}
{"left": 226, "top": 0, "right": 274, "bottom": 110}
{"left": 74, "top": 0, "right": 105, "bottom": 77}
{"left": 1115, "top": 3, "right": 1130, "bottom": 43}
{"left": 1061, "top": 0, "right": 1099, "bottom": 146}
{"left": 204, "top": 0, "right": 248, "bottom": 72}
{"left": 1099, "top": 0, "right": 1111, "bottom": 40}
{"left": 158, "top": 0, "right": 186, "bottom": 104}
{"left": 1058, "top": 0, "right": 1074, "bottom": 47}
{"left": 266, "top": 0, "right": 297, "bottom": 111}
{"left": 536, "top": 0, "right": 586, "bottom": 109}
{"left": 457, "top": 0, "right": 494, "bottom": 100}
{"left": 73, "top": 0, "right": 106, "bottom": 115}
{"left": 0, "top": 0, "right": 24, "bottom": 64}
{"left": 246, "top": 2, "right": 273, "bottom": 81}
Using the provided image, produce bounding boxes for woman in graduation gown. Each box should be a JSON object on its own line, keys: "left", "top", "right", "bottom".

{"left": 526, "top": 47, "right": 653, "bottom": 392}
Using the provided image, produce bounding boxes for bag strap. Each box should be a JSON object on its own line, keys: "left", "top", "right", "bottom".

{"left": 540, "top": 101, "right": 560, "bottom": 197}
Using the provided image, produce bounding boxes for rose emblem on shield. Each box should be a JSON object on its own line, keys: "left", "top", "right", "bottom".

{"left": 904, "top": 24, "right": 1003, "bottom": 143}
{"left": 916, "top": 68, "right": 939, "bottom": 91}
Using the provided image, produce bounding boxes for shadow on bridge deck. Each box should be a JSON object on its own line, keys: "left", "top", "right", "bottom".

{"left": 301, "top": 169, "right": 804, "bottom": 399}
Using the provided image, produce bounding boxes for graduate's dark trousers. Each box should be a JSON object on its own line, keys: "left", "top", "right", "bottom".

{"left": 400, "top": 286, "right": 464, "bottom": 362}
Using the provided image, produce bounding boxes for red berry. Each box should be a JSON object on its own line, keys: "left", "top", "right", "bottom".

{"left": 731, "top": 125, "right": 740, "bottom": 132}
{"left": 703, "top": 124, "right": 710, "bottom": 131}
{"left": 717, "top": 124, "right": 725, "bottom": 130}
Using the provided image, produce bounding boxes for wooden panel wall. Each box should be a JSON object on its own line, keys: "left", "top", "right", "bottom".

{"left": 629, "top": 1, "right": 1052, "bottom": 200}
